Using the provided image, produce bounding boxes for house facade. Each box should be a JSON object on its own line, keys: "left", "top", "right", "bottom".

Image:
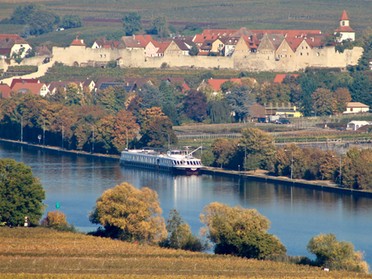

{"left": 343, "top": 102, "right": 370, "bottom": 114}
{"left": 0, "top": 34, "right": 32, "bottom": 59}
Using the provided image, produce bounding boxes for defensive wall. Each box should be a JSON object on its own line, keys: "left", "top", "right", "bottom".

{"left": 51, "top": 45, "right": 363, "bottom": 72}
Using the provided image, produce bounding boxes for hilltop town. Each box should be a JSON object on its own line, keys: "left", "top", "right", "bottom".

{"left": 0, "top": 10, "right": 364, "bottom": 77}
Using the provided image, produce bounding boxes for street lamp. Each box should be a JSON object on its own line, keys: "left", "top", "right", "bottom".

{"left": 43, "top": 118, "right": 46, "bottom": 146}
{"left": 91, "top": 125, "right": 95, "bottom": 153}
{"left": 284, "top": 149, "right": 294, "bottom": 180}
{"left": 339, "top": 155, "right": 342, "bottom": 186}
{"left": 20, "top": 115, "right": 23, "bottom": 142}
{"left": 61, "top": 125, "right": 64, "bottom": 149}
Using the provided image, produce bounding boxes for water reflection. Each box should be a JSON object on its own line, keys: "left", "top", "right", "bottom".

{"left": 0, "top": 140, "right": 371, "bottom": 267}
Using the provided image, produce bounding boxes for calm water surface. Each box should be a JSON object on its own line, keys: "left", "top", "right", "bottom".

{"left": 1, "top": 141, "right": 371, "bottom": 266}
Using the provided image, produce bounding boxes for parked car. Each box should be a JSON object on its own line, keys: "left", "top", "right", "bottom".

{"left": 275, "top": 118, "right": 291, "bottom": 124}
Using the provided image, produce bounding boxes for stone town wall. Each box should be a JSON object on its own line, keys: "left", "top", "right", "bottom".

{"left": 51, "top": 45, "right": 363, "bottom": 72}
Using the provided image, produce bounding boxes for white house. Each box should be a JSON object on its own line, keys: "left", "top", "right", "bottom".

{"left": 343, "top": 102, "right": 370, "bottom": 114}
{"left": 0, "top": 34, "right": 32, "bottom": 59}
{"left": 346, "top": 121, "right": 371, "bottom": 131}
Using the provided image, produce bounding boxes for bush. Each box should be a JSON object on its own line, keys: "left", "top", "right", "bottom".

{"left": 307, "top": 233, "right": 369, "bottom": 273}
{"left": 160, "top": 209, "right": 206, "bottom": 252}
{"left": 41, "top": 211, "right": 75, "bottom": 232}
{"left": 200, "top": 202, "right": 286, "bottom": 260}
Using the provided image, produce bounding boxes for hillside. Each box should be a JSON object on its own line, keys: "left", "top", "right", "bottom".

{"left": 0, "top": 227, "right": 370, "bottom": 278}
{"left": 0, "top": 0, "right": 371, "bottom": 47}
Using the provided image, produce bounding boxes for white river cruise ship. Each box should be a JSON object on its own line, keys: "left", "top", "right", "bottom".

{"left": 120, "top": 147, "right": 203, "bottom": 174}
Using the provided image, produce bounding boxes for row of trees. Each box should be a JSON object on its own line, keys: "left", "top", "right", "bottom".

{"left": 206, "top": 128, "right": 372, "bottom": 190}
{"left": 89, "top": 182, "right": 368, "bottom": 273}
{"left": 0, "top": 159, "right": 368, "bottom": 273}
{"left": 123, "top": 12, "right": 171, "bottom": 38}
{"left": 0, "top": 90, "right": 177, "bottom": 153}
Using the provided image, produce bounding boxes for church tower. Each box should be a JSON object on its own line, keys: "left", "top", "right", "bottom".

{"left": 334, "top": 10, "right": 355, "bottom": 42}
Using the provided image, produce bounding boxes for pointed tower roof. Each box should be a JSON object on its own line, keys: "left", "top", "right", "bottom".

{"left": 340, "top": 10, "right": 349, "bottom": 21}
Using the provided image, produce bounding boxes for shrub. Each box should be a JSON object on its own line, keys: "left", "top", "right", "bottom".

{"left": 41, "top": 211, "right": 75, "bottom": 232}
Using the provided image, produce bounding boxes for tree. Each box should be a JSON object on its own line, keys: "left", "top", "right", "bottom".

{"left": 207, "top": 99, "right": 231, "bottom": 123}
{"left": 96, "top": 110, "right": 139, "bottom": 153}
{"left": 333, "top": 87, "right": 351, "bottom": 114}
{"left": 183, "top": 89, "right": 208, "bottom": 122}
{"left": 307, "top": 234, "right": 369, "bottom": 273}
{"left": 160, "top": 209, "right": 205, "bottom": 251}
{"left": 41, "top": 211, "right": 75, "bottom": 231}
{"left": 149, "top": 17, "right": 169, "bottom": 38}
{"left": 122, "top": 12, "right": 142, "bottom": 36}
{"left": 90, "top": 182, "right": 167, "bottom": 244}
{"left": 61, "top": 15, "right": 82, "bottom": 29}
{"left": 189, "top": 45, "right": 199, "bottom": 56}
{"left": 211, "top": 138, "right": 239, "bottom": 169}
{"left": 138, "top": 108, "right": 177, "bottom": 148}
{"left": 200, "top": 202, "right": 286, "bottom": 260}
{"left": 0, "top": 159, "right": 45, "bottom": 226}
{"left": 349, "top": 72, "right": 372, "bottom": 107}
{"left": 240, "top": 128, "right": 275, "bottom": 170}
{"left": 256, "top": 83, "right": 290, "bottom": 104}
{"left": 226, "top": 85, "right": 254, "bottom": 122}
{"left": 341, "top": 148, "right": 372, "bottom": 190}
{"left": 8, "top": 4, "right": 60, "bottom": 36}
{"left": 311, "top": 88, "right": 336, "bottom": 116}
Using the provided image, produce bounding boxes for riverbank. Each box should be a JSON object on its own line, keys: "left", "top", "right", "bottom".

{"left": 202, "top": 167, "right": 372, "bottom": 198}
{"left": 2, "top": 138, "right": 372, "bottom": 198}
{"left": 0, "top": 138, "right": 120, "bottom": 161}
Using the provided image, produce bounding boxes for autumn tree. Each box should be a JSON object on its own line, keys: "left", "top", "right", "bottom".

{"left": 160, "top": 209, "right": 205, "bottom": 251}
{"left": 272, "top": 145, "right": 339, "bottom": 180}
{"left": 90, "top": 182, "right": 167, "bottom": 244}
{"left": 333, "top": 87, "right": 351, "bottom": 114}
{"left": 312, "top": 88, "right": 336, "bottom": 116}
{"left": 96, "top": 110, "right": 139, "bottom": 153}
{"left": 239, "top": 128, "right": 275, "bottom": 170}
{"left": 137, "top": 107, "right": 177, "bottom": 148}
{"left": 256, "top": 83, "right": 290, "bottom": 105}
{"left": 341, "top": 148, "right": 372, "bottom": 190}
{"left": 41, "top": 211, "right": 74, "bottom": 231}
{"left": 200, "top": 202, "right": 286, "bottom": 260}
{"left": 211, "top": 138, "right": 239, "bottom": 169}
{"left": 0, "top": 159, "right": 45, "bottom": 226}
{"left": 307, "top": 234, "right": 369, "bottom": 273}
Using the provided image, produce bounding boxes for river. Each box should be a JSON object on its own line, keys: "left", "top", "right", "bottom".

{"left": 1, "top": 141, "right": 371, "bottom": 267}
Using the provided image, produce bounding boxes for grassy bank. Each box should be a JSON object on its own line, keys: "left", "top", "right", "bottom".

{"left": 0, "top": 227, "right": 370, "bottom": 278}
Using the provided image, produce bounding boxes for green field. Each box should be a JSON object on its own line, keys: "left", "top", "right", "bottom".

{"left": 0, "top": 227, "right": 370, "bottom": 278}
{"left": 0, "top": 0, "right": 371, "bottom": 47}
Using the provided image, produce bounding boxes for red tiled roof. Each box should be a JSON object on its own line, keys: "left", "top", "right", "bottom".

{"left": 155, "top": 41, "right": 171, "bottom": 54}
{"left": 0, "top": 83, "right": 12, "bottom": 98}
{"left": 71, "top": 39, "right": 85, "bottom": 46}
{"left": 207, "top": 78, "right": 242, "bottom": 91}
{"left": 340, "top": 10, "right": 349, "bottom": 20}
{"left": 10, "top": 78, "right": 40, "bottom": 89}
{"left": 273, "top": 74, "right": 299, "bottom": 83}
{"left": 335, "top": 26, "right": 354, "bottom": 33}
{"left": 0, "top": 34, "right": 28, "bottom": 44}
{"left": 12, "top": 83, "right": 45, "bottom": 95}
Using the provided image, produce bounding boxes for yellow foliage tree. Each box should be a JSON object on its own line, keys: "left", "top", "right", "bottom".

{"left": 90, "top": 182, "right": 166, "bottom": 244}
